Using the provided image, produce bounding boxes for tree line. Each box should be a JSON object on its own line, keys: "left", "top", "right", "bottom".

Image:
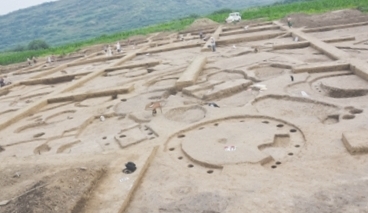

{"left": 11, "top": 40, "right": 50, "bottom": 52}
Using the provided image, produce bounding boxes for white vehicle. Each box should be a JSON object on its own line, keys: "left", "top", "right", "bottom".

{"left": 226, "top": 12, "right": 241, "bottom": 23}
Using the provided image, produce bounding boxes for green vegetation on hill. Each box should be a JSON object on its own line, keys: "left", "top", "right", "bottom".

{"left": 207, "top": 0, "right": 368, "bottom": 22}
{"left": 0, "top": 18, "right": 196, "bottom": 66}
{"left": 1, "top": 0, "right": 368, "bottom": 66}
{"left": 0, "top": 0, "right": 280, "bottom": 51}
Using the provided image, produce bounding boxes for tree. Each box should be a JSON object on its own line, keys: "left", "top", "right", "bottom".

{"left": 27, "top": 39, "right": 50, "bottom": 50}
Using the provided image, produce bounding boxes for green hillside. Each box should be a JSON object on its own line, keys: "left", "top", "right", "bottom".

{"left": 0, "top": 0, "right": 281, "bottom": 51}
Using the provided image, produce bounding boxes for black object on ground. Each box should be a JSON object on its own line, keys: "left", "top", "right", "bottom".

{"left": 123, "top": 162, "right": 137, "bottom": 174}
{"left": 207, "top": 102, "right": 220, "bottom": 108}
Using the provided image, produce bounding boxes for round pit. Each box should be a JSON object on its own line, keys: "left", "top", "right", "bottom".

{"left": 165, "top": 106, "right": 206, "bottom": 123}
{"left": 342, "top": 114, "right": 355, "bottom": 120}
{"left": 350, "top": 109, "right": 363, "bottom": 114}
{"left": 33, "top": 132, "right": 45, "bottom": 138}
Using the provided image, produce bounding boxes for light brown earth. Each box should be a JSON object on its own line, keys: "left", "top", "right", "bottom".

{"left": 1, "top": 9, "right": 368, "bottom": 213}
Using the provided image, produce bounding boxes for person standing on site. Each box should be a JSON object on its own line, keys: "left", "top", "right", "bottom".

{"left": 32, "top": 56, "right": 37, "bottom": 64}
{"left": 27, "top": 58, "right": 32, "bottom": 66}
{"left": 210, "top": 37, "right": 216, "bottom": 52}
{"left": 287, "top": 17, "right": 292, "bottom": 28}
{"left": 0, "top": 78, "right": 5, "bottom": 87}
{"left": 199, "top": 31, "right": 203, "bottom": 40}
{"left": 0, "top": 77, "right": 11, "bottom": 87}
{"left": 107, "top": 45, "right": 112, "bottom": 56}
{"left": 116, "top": 41, "right": 121, "bottom": 53}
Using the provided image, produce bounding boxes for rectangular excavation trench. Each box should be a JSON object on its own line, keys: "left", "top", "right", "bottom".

{"left": 275, "top": 21, "right": 368, "bottom": 81}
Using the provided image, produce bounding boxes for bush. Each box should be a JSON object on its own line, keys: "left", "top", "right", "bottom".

{"left": 211, "top": 8, "right": 233, "bottom": 15}
{"left": 11, "top": 45, "right": 27, "bottom": 52}
{"left": 188, "top": 13, "right": 200, "bottom": 19}
{"left": 28, "top": 40, "right": 50, "bottom": 50}
{"left": 357, "top": 5, "right": 368, "bottom": 12}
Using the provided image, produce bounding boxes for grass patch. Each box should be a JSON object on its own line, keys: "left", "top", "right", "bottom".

{"left": 1, "top": 0, "right": 368, "bottom": 66}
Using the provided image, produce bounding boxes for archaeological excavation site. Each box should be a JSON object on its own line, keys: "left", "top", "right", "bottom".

{"left": 1, "top": 9, "right": 368, "bottom": 213}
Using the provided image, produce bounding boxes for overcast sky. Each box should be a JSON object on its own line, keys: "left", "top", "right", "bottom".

{"left": 0, "top": 0, "right": 58, "bottom": 15}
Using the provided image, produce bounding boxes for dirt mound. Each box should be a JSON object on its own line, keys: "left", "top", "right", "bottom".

{"left": 190, "top": 18, "right": 218, "bottom": 28}
{"left": 182, "top": 18, "right": 219, "bottom": 32}
{"left": 282, "top": 9, "right": 368, "bottom": 28}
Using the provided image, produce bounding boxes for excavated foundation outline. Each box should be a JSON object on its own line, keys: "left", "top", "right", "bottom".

{"left": 2, "top": 18, "right": 368, "bottom": 213}
{"left": 163, "top": 115, "right": 306, "bottom": 170}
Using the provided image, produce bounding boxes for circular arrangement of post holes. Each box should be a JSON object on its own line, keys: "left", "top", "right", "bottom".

{"left": 143, "top": 126, "right": 156, "bottom": 140}
{"left": 262, "top": 120, "right": 300, "bottom": 169}
{"left": 171, "top": 136, "right": 214, "bottom": 174}
{"left": 102, "top": 136, "right": 110, "bottom": 146}
{"left": 169, "top": 119, "right": 302, "bottom": 173}
{"left": 101, "top": 126, "right": 156, "bottom": 147}
{"left": 272, "top": 121, "right": 298, "bottom": 134}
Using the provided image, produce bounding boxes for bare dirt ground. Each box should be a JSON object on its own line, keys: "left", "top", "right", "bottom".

{"left": 281, "top": 9, "right": 368, "bottom": 28}
{"left": 1, "top": 9, "right": 368, "bottom": 213}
